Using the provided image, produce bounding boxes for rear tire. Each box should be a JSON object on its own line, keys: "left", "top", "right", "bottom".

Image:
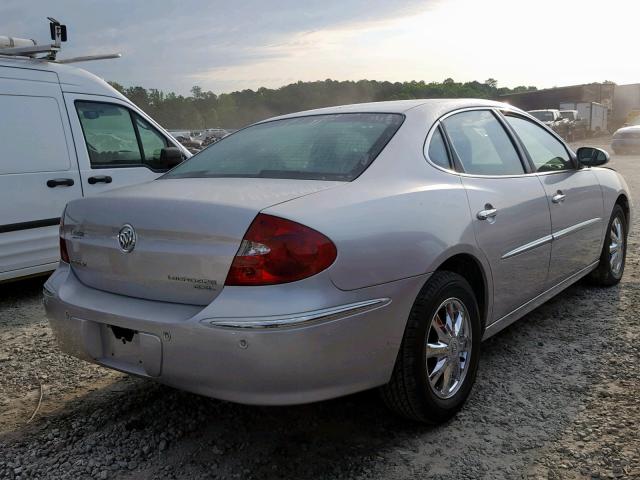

{"left": 588, "top": 205, "right": 627, "bottom": 286}
{"left": 380, "top": 271, "right": 481, "bottom": 423}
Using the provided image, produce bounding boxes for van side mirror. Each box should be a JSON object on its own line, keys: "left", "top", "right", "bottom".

{"left": 159, "top": 147, "right": 184, "bottom": 170}
{"left": 577, "top": 147, "right": 610, "bottom": 167}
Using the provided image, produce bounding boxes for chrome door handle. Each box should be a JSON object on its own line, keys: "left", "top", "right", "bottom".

{"left": 552, "top": 192, "right": 566, "bottom": 203}
{"left": 477, "top": 207, "right": 498, "bottom": 220}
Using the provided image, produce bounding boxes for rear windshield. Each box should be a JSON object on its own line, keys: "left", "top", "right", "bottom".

{"left": 163, "top": 113, "right": 404, "bottom": 181}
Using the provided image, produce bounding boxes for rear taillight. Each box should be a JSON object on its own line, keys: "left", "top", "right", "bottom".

{"left": 225, "top": 214, "right": 337, "bottom": 286}
{"left": 59, "top": 214, "right": 69, "bottom": 263}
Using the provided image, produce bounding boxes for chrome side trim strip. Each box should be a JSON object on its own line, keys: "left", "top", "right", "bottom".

{"left": 501, "top": 217, "right": 601, "bottom": 260}
{"left": 553, "top": 217, "right": 601, "bottom": 240}
{"left": 482, "top": 260, "right": 599, "bottom": 340}
{"left": 204, "top": 298, "right": 391, "bottom": 329}
{"left": 502, "top": 234, "right": 553, "bottom": 259}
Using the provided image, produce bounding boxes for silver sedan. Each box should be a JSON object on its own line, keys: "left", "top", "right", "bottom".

{"left": 45, "top": 99, "right": 631, "bottom": 423}
{"left": 612, "top": 125, "right": 640, "bottom": 154}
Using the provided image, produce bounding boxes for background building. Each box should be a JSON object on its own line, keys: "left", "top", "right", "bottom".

{"left": 500, "top": 82, "right": 640, "bottom": 130}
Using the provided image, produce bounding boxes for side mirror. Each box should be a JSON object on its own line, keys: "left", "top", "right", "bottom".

{"left": 159, "top": 147, "right": 184, "bottom": 170}
{"left": 577, "top": 146, "right": 610, "bottom": 167}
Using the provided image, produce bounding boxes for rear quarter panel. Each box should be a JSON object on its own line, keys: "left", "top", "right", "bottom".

{"left": 264, "top": 107, "right": 488, "bottom": 293}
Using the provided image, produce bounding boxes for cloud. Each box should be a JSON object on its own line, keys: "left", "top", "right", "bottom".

{"left": 0, "top": 0, "right": 434, "bottom": 93}
{"left": 3, "top": 0, "right": 636, "bottom": 94}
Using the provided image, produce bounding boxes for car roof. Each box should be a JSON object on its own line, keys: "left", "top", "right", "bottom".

{"left": 263, "top": 98, "right": 514, "bottom": 122}
{"left": 0, "top": 56, "right": 128, "bottom": 100}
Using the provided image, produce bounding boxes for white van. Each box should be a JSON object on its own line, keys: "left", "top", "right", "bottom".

{"left": 0, "top": 57, "right": 191, "bottom": 282}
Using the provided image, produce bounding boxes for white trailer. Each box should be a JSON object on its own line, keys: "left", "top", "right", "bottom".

{"left": 559, "top": 101, "right": 608, "bottom": 134}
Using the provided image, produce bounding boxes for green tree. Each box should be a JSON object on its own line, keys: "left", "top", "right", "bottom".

{"left": 110, "top": 78, "right": 540, "bottom": 129}
{"left": 485, "top": 78, "right": 498, "bottom": 89}
{"left": 107, "top": 81, "right": 125, "bottom": 94}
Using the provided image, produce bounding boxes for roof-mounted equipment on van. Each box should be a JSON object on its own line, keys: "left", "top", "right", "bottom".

{"left": 0, "top": 17, "right": 121, "bottom": 64}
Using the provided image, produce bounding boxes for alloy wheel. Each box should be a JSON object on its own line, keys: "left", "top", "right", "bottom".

{"left": 425, "top": 298, "right": 472, "bottom": 399}
{"left": 609, "top": 216, "right": 625, "bottom": 277}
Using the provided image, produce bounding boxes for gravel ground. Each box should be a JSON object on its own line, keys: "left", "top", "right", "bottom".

{"left": 0, "top": 137, "right": 638, "bottom": 480}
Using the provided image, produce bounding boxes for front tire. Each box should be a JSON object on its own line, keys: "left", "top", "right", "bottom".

{"left": 380, "top": 271, "right": 481, "bottom": 423}
{"left": 589, "top": 205, "right": 627, "bottom": 286}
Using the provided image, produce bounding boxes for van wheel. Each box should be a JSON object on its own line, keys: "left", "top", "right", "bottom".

{"left": 589, "top": 205, "right": 627, "bottom": 286}
{"left": 380, "top": 271, "right": 481, "bottom": 423}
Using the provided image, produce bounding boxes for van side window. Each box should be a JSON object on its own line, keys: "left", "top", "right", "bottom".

{"left": 76, "top": 102, "right": 142, "bottom": 167}
{"left": 135, "top": 114, "right": 168, "bottom": 164}
{"left": 0, "top": 95, "right": 70, "bottom": 174}
{"left": 75, "top": 101, "right": 167, "bottom": 170}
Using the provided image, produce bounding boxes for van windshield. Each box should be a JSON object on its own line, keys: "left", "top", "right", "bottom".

{"left": 163, "top": 113, "right": 404, "bottom": 181}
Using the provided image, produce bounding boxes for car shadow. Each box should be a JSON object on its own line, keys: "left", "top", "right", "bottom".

{"left": 1, "top": 278, "right": 629, "bottom": 479}
{"left": 0, "top": 275, "right": 48, "bottom": 304}
{"left": 0, "top": 275, "right": 49, "bottom": 329}
{"left": 6, "top": 374, "right": 428, "bottom": 479}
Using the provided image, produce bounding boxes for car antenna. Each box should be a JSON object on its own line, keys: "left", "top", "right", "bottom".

{"left": 0, "top": 17, "right": 121, "bottom": 63}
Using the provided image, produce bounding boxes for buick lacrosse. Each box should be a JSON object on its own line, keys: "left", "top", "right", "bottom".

{"left": 45, "top": 99, "right": 630, "bottom": 423}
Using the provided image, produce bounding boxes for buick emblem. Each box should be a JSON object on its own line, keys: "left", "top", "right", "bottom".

{"left": 117, "top": 224, "right": 137, "bottom": 253}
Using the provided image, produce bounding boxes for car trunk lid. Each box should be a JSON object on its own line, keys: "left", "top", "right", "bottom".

{"left": 63, "top": 178, "right": 339, "bottom": 305}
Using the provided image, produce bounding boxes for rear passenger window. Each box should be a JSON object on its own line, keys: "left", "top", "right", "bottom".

{"left": 504, "top": 115, "right": 573, "bottom": 172}
{"left": 442, "top": 110, "right": 524, "bottom": 176}
{"left": 427, "top": 127, "right": 451, "bottom": 169}
{"left": 75, "top": 101, "right": 168, "bottom": 170}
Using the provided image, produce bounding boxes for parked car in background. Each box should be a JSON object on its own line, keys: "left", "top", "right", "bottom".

{"left": 173, "top": 134, "right": 203, "bottom": 154}
{"left": 612, "top": 125, "right": 640, "bottom": 154}
{"left": 528, "top": 109, "right": 570, "bottom": 139}
{"left": 169, "top": 129, "right": 230, "bottom": 153}
{"left": 528, "top": 108, "right": 561, "bottom": 124}
{"left": 559, "top": 109, "right": 588, "bottom": 140}
{"left": 199, "top": 129, "right": 230, "bottom": 147}
{"left": 0, "top": 56, "right": 190, "bottom": 283}
{"left": 45, "top": 99, "right": 630, "bottom": 424}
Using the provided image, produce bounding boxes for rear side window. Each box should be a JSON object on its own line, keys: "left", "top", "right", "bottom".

{"left": 164, "top": 113, "right": 404, "bottom": 181}
{"left": 504, "top": 115, "right": 573, "bottom": 172}
{"left": 442, "top": 110, "right": 524, "bottom": 176}
{"left": 76, "top": 101, "right": 168, "bottom": 169}
{"left": 427, "top": 127, "right": 451, "bottom": 169}
{"left": 0, "top": 95, "right": 70, "bottom": 175}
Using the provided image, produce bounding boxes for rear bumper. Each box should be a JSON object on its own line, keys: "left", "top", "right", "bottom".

{"left": 44, "top": 265, "right": 426, "bottom": 405}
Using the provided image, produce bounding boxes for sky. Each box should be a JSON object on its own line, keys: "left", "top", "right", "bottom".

{"left": 1, "top": 0, "right": 638, "bottom": 95}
